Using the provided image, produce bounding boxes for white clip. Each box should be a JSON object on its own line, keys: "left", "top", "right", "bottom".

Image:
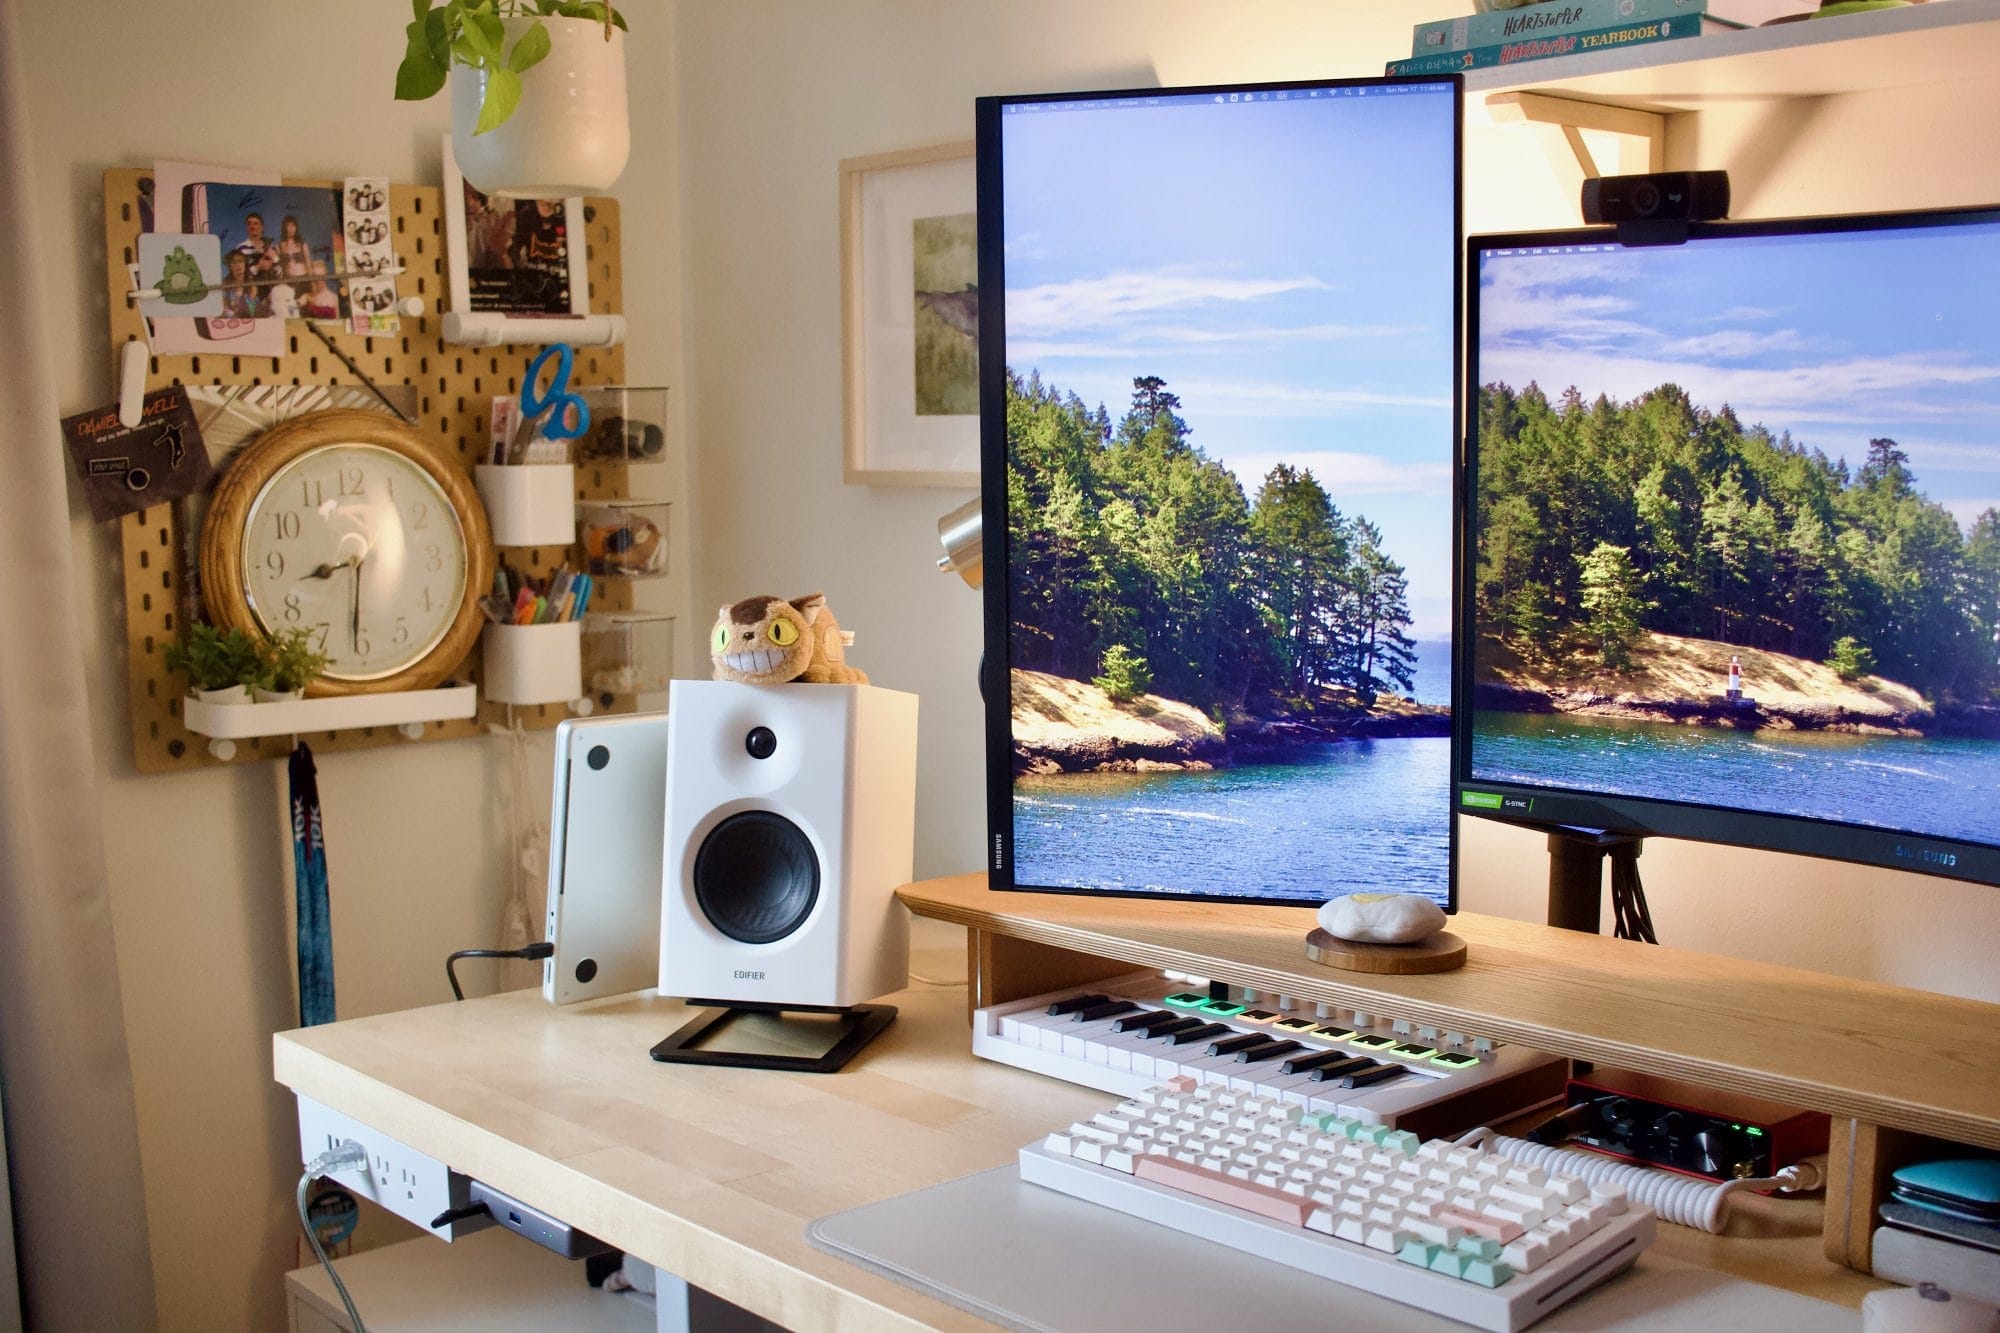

{"left": 117, "top": 340, "right": 148, "bottom": 428}
{"left": 397, "top": 722, "right": 426, "bottom": 741}
{"left": 206, "top": 737, "right": 237, "bottom": 762}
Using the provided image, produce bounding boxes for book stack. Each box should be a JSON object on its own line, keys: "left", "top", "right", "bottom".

{"left": 1388, "top": 0, "right": 1745, "bottom": 75}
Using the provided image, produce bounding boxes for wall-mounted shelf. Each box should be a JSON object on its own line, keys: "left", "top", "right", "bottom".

{"left": 181, "top": 684, "right": 479, "bottom": 758}
{"left": 1470, "top": 0, "right": 2000, "bottom": 108}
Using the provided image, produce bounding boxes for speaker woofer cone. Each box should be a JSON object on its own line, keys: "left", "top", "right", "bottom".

{"left": 692, "top": 811, "right": 820, "bottom": 944}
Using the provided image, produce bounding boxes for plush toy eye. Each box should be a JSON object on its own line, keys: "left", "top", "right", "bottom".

{"left": 767, "top": 618, "right": 799, "bottom": 647}
{"left": 711, "top": 623, "right": 728, "bottom": 653}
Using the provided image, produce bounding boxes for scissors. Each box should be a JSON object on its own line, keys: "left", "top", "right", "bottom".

{"left": 506, "top": 342, "right": 591, "bottom": 463}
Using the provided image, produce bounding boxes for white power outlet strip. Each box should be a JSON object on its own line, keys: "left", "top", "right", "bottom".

{"left": 296, "top": 1095, "right": 490, "bottom": 1240}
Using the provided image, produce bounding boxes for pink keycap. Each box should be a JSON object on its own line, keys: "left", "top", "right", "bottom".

{"left": 1135, "top": 1155, "right": 1314, "bottom": 1226}
{"left": 1438, "top": 1204, "right": 1525, "bottom": 1243}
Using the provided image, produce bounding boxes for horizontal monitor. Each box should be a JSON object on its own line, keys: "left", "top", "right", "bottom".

{"left": 1459, "top": 207, "right": 2000, "bottom": 888}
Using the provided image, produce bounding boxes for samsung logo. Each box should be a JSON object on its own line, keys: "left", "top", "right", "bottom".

{"left": 993, "top": 833, "right": 1004, "bottom": 869}
{"left": 1895, "top": 843, "right": 1958, "bottom": 868}
{"left": 733, "top": 970, "right": 765, "bottom": 980}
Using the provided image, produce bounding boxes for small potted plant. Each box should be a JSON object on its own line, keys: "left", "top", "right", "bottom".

{"left": 253, "top": 627, "right": 332, "bottom": 702}
{"left": 163, "top": 623, "right": 264, "bottom": 704}
{"left": 396, "top": 1, "right": 630, "bottom": 197}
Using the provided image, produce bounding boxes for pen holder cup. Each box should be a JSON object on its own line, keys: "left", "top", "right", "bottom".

{"left": 579, "top": 498, "right": 671, "bottom": 580}
{"left": 476, "top": 463, "right": 577, "bottom": 548}
{"left": 482, "top": 620, "right": 583, "bottom": 706}
{"left": 582, "top": 612, "right": 676, "bottom": 697}
{"left": 572, "top": 386, "right": 670, "bottom": 468}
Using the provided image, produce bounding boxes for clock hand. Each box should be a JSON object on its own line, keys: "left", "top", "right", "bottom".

{"left": 349, "top": 558, "right": 363, "bottom": 654}
{"left": 302, "top": 554, "right": 359, "bottom": 581}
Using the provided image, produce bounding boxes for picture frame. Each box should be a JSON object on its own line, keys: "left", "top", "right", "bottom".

{"left": 441, "top": 135, "right": 590, "bottom": 323}
{"left": 840, "top": 141, "right": 980, "bottom": 488}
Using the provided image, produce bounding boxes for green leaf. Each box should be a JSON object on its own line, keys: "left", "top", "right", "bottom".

{"left": 461, "top": 5, "right": 503, "bottom": 60}
{"left": 396, "top": 19, "right": 449, "bottom": 99}
{"left": 474, "top": 65, "right": 522, "bottom": 133}
{"left": 412, "top": 0, "right": 430, "bottom": 21}
{"left": 507, "top": 20, "right": 551, "bottom": 72}
{"left": 422, "top": 7, "right": 452, "bottom": 64}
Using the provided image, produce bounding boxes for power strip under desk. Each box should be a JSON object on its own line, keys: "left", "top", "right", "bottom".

{"left": 973, "top": 974, "right": 1568, "bottom": 1141}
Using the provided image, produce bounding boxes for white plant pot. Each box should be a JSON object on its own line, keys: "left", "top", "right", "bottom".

{"left": 194, "top": 684, "right": 250, "bottom": 705}
{"left": 252, "top": 686, "right": 305, "bottom": 703}
{"left": 451, "top": 17, "right": 629, "bottom": 198}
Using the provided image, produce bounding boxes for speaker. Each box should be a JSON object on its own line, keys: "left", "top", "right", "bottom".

{"left": 660, "top": 680, "right": 919, "bottom": 1010}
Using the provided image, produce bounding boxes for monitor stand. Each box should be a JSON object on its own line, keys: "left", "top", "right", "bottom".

{"left": 1546, "top": 829, "right": 1644, "bottom": 933}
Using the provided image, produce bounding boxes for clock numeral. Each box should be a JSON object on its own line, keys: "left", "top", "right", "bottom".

{"left": 264, "top": 551, "right": 285, "bottom": 579}
{"left": 271, "top": 510, "right": 301, "bottom": 541}
{"left": 283, "top": 592, "right": 303, "bottom": 623}
{"left": 410, "top": 500, "right": 429, "bottom": 530}
{"left": 309, "top": 622, "right": 330, "bottom": 653}
{"left": 425, "top": 543, "right": 443, "bottom": 573}
{"left": 354, "top": 628, "right": 373, "bottom": 658}
{"left": 338, "top": 466, "right": 365, "bottom": 498}
{"left": 393, "top": 616, "right": 410, "bottom": 646}
{"left": 419, "top": 586, "right": 433, "bottom": 614}
{"left": 299, "top": 477, "right": 324, "bottom": 507}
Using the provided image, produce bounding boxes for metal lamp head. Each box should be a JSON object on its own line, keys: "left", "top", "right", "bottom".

{"left": 936, "top": 497, "right": 982, "bottom": 589}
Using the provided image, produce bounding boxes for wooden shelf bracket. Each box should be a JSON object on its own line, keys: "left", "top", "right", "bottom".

{"left": 1485, "top": 90, "right": 1666, "bottom": 179}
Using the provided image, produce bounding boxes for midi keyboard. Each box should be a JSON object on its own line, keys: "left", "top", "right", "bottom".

{"left": 974, "top": 972, "right": 1568, "bottom": 1141}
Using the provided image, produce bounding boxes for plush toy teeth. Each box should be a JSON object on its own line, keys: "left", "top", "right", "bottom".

{"left": 724, "top": 649, "right": 782, "bottom": 674}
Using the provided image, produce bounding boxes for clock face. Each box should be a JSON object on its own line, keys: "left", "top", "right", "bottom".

{"left": 240, "top": 443, "right": 470, "bottom": 681}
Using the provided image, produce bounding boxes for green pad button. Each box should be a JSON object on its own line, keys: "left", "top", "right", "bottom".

{"left": 1199, "top": 1000, "right": 1247, "bottom": 1017}
{"left": 1163, "top": 992, "right": 1209, "bottom": 1009}
{"left": 1431, "top": 1052, "right": 1480, "bottom": 1069}
{"left": 1351, "top": 1034, "right": 1395, "bottom": 1049}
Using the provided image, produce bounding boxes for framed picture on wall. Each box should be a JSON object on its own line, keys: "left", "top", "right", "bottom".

{"left": 441, "top": 136, "right": 590, "bottom": 319}
{"left": 840, "top": 141, "right": 979, "bottom": 487}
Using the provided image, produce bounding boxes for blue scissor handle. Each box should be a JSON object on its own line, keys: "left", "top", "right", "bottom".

{"left": 521, "top": 342, "right": 590, "bottom": 440}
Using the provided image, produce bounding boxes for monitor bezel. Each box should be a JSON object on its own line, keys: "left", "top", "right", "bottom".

{"left": 1455, "top": 205, "right": 2000, "bottom": 890}
{"left": 977, "top": 73, "right": 1466, "bottom": 908}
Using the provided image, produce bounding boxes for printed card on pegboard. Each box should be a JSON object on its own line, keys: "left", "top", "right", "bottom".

{"left": 62, "top": 385, "right": 211, "bottom": 522}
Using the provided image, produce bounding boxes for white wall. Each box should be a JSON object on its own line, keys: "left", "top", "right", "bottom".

{"left": 675, "top": 0, "right": 2000, "bottom": 1007}
{"left": 21, "top": 3, "right": 680, "bottom": 1327}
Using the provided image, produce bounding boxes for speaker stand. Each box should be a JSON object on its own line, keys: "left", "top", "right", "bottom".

{"left": 648, "top": 1000, "right": 897, "bottom": 1074}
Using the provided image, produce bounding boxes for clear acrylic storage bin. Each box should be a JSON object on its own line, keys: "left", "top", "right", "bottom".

{"left": 572, "top": 386, "right": 669, "bottom": 467}
{"left": 578, "top": 498, "right": 671, "bottom": 579}
{"left": 582, "top": 612, "right": 675, "bottom": 696}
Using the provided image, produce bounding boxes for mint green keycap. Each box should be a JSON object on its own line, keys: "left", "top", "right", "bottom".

{"left": 1429, "top": 1250, "right": 1469, "bottom": 1278}
{"left": 1399, "top": 1239, "right": 1444, "bottom": 1268}
{"left": 1383, "top": 1130, "right": 1421, "bottom": 1155}
{"left": 1461, "top": 1259, "right": 1515, "bottom": 1288}
{"left": 1455, "top": 1235, "right": 1502, "bottom": 1261}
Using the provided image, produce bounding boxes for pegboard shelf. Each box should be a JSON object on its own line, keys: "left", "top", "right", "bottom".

{"left": 182, "top": 684, "right": 478, "bottom": 741}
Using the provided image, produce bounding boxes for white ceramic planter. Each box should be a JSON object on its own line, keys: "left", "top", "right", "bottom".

{"left": 451, "top": 17, "right": 630, "bottom": 198}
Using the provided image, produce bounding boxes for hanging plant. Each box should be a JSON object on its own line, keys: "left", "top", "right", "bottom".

{"left": 396, "top": 1, "right": 627, "bottom": 135}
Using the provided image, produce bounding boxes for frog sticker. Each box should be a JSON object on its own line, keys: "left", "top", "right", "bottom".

{"left": 136, "top": 232, "right": 223, "bottom": 319}
{"left": 156, "top": 245, "right": 209, "bottom": 304}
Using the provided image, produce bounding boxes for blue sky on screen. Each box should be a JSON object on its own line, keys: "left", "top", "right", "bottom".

{"left": 1477, "top": 222, "right": 2000, "bottom": 533}
{"left": 1000, "top": 84, "right": 1458, "bottom": 639}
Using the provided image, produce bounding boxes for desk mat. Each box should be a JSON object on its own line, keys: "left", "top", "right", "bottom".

{"left": 807, "top": 1165, "right": 1856, "bottom": 1332}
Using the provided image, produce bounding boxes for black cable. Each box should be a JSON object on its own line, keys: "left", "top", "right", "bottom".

{"left": 446, "top": 942, "right": 555, "bottom": 1000}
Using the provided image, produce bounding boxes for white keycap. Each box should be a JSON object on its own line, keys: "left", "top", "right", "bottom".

{"left": 1104, "top": 1148, "right": 1136, "bottom": 1173}
{"left": 1305, "top": 1206, "right": 1336, "bottom": 1235}
{"left": 1044, "top": 1132, "right": 1074, "bottom": 1156}
{"left": 1335, "top": 1217, "right": 1368, "bottom": 1244}
{"left": 1591, "top": 1181, "right": 1629, "bottom": 1216}
{"left": 1502, "top": 1233, "right": 1551, "bottom": 1273}
{"left": 1073, "top": 1139, "right": 1104, "bottom": 1164}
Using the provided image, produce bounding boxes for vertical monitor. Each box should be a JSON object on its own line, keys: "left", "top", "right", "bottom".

{"left": 977, "top": 77, "right": 1463, "bottom": 907}
{"left": 1460, "top": 208, "right": 2000, "bottom": 888}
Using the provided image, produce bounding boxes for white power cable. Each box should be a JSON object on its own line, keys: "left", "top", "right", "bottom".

{"left": 298, "top": 1141, "right": 369, "bottom": 1333}
{"left": 1453, "top": 1127, "right": 1825, "bottom": 1234}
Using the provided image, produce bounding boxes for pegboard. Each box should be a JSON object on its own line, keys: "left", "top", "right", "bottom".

{"left": 103, "top": 168, "right": 651, "bottom": 774}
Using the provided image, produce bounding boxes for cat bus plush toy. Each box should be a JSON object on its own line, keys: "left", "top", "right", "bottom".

{"left": 710, "top": 592, "right": 868, "bottom": 685}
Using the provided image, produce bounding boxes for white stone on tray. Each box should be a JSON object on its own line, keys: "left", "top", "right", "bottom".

{"left": 1317, "top": 892, "right": 1447, "bottom": 945}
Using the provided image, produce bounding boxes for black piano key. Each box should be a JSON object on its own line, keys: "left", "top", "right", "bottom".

{"left": 1284, "top": 1050, "right": 1370, "bottom": 1077}
{"left": 1141, "top": 1015, "right": 1207, "bottom": 1039}
{"left": 1307, "top": 1055, "right": 1387, "bottom": 1082}
{"left": 1233, "top": 1039, "right": 1304, "bottom": 1064}
{"left": 1047, "top": 993, "right": 1108, "bottom": 1016}
{"left": 1072, "top": 999, "right": 1141, "bottom": 1023}
{"left": 1110, "top": 1009, "right": 1178, "bottom": 1034}
{"left": 1168, "top": 1022, "right": 1231, "bottom": 1045}
{"left": 1205, "top": 1032, "right": 1267, "bottom": 1057}
{"left": 1333, "top": 1062, "right": 1404, "bottom": 1089}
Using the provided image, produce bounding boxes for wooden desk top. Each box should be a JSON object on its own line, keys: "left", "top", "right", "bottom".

{"left": 901, "top": 875, "right": 2000, "bottom": 1151}
{"left": 276, "top": 948, "right": 1881, "bottom": 1327}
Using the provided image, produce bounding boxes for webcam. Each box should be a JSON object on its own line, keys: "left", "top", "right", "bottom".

{"left": 1581, "top": 170, "right": 1729, "bottom": 246}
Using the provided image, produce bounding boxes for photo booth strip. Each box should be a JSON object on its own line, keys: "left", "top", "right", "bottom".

{"left": 343, "top": 175, "right": 399, "bottom": 336}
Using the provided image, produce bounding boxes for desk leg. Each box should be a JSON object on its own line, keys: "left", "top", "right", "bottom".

{"left": 964, "top": 927, "right": 1148, "bottom": 1024}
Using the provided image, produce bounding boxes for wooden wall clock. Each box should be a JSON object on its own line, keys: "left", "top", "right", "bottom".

{"left": 199, "top": 409, "right": 495, "bottom": 696}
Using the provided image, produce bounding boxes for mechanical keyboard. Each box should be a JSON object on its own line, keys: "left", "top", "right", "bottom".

{"left": 1021, "top": 1075, "right": 1656, "bottom": 1332}
{"left": 975, "top": 973, "right": 1568, "bottom": 1140}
